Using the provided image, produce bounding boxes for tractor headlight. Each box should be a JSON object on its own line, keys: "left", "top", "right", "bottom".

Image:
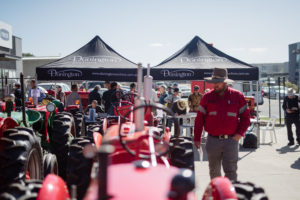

{"left": 46, "top": 102, "right": 56, "bottom": 112}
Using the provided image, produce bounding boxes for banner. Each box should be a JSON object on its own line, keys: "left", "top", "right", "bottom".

{"left": 0, "top": 21, "right": 12, "bottom": 49}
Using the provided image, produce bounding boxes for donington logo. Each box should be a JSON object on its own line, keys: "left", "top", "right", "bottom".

{"left": 161, "top": 70, "right": 194, "bottom": 78}
{"left": 48, "top": 69, "right": 82, "bottom": 78}
{"left": 72, "top": 56, "right": 122, "bottom": 63}
{"left": 0, "top": 29, "right": 9, "bottom": 41}
{"left": 180, "top": 56, "right": 228, "bottom": 63}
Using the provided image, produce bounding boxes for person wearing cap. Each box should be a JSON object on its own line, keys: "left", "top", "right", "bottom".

{"left": 282, "top": 88, "right": 300, "bottom": 146}
{"left": 159, "top": 85, "right": 168, "bottom": 105}
{"left": 14, "top": 83, "right": 22, "bottom": 109}
{"left": 188, "top": 85, "right": 203, "bottom": 112}
{"left": 173, "top": 82, "right": 178, "bottom": 89}
{"left": 88, "top": 85, "right": 101, "bottom": 105}
{"left": 56, "top": 85, "right": 65, "bottom": 103}
{"left": 194, "top": 68, "right": 250, "bottom": 181}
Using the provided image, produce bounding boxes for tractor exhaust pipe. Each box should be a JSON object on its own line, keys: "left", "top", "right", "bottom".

{"left": 98, "top": 144, "right": 114, "bottom": 200}
{"left": 135, "top": 63, "right": 144, "bottom": 132}
{"left": 20, "top": 73, "right": 27, "bottom": 127}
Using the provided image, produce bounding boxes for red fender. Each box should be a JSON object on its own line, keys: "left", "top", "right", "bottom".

{"left": 202, "top": 177, "right": 237, "bottom": 200}
{"left": 0, "top": 117, "right": 19, "bottom": 138}
{"left": 37, "top": 174, "right": 70, "bottom": 200}
{"left": 93, "top": 132, "right": 102, "bottom": 149}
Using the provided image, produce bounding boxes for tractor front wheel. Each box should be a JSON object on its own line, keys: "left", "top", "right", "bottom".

{"left": 50, "top": 112, "right": 74, "bottom": 179}
{"left": 66, "top": 137, "right": 93, "bottom": 200}
{"left": 233, "top": 181, "right": 268, "bottom": 200}
{"left": 0, "top": 127, "right": 43, "bottom": 188}
{"left": 169, "top": 136, "right": 194, "bottom": 170}
{"left": 43, "top": 153, "right": 58, "bottom": 177}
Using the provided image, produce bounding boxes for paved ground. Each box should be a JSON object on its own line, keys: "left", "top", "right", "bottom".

{"left": 194, "top": 127, "right": 300, "bottom": 200}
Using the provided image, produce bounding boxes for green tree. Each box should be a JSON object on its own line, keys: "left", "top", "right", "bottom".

{"left": 285, "top": 81, "right": 298, "bottom": 93}
{"left": 22, "top": 53, "right": 34, "bottom": 57}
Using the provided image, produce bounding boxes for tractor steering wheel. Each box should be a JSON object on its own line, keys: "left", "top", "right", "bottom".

{"left": 118, "top": 103, "right": 179, "bottom": 159}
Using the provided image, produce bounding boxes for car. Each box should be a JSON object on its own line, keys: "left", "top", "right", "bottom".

{"left": 37, "top": 83, "right": 70, "bottom": 96}
{"left": 179, "top": 85, "right": 191, "bottom": 98}
{"left": 80, "top": 81, "right": 105, "bottom": 91}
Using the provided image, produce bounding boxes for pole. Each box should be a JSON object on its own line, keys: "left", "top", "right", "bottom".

{"left": 278, "top": 77, "right": 281, "bottom": 125}
{"left": 268, "top": 77, "right": 271, "bottom": 118}
{"left": 20, "top": 73, "right": 28, "bottom": 127}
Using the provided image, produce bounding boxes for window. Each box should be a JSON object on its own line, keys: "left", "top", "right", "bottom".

{"left": 243, "top": 82, "right": 250, "bottom": 92}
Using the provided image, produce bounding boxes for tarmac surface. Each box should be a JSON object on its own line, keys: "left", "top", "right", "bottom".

{"left": 194, "top": 126, "right": 300, "bottom": 200}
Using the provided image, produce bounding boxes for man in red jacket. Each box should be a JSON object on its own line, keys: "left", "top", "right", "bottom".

{"left": 194, "top": 68, "right": 250, "bottom": 181}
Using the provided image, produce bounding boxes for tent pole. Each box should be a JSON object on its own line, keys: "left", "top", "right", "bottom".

{"left": 55, "top": 82, "right": 57, "bottom": 99}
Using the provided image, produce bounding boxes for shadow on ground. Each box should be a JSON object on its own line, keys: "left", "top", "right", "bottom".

{"left": 276, "top": 144, "right": 300, "bottom": 154}
{"left": 291, "top": 157, "right": 300, "bottom": 170}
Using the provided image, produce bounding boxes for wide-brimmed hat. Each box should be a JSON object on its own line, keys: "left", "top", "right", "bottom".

{"left": 287, "top": 88, "right": 294, "bottom": 96}
{"left": 204, "top": 68, "right": 233, "bottom": 83}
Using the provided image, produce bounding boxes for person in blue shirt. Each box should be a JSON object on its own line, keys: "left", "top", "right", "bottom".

{"left": 28, "top": 80, "right": 45, "bottom": 104}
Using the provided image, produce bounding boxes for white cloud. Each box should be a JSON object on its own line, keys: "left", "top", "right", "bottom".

{"left": 149, "top": 43, "right": 163, "bottom": 47}
{"left": 249, "top": 48, "right": 268, "bottom": 53}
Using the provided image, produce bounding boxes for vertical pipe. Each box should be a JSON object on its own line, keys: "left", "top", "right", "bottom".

{"left": 278, "top": 77, "right": 281, "bottom": 125}
{"left": 98, "top": 145, "right": 114, "bottom": 200}
{"left": 1, "top": 69, "right": 4, "bottom": 100}
{"left": 135, "top": 63, "right": 144, "bottom": 131}
{"left": 268, "top": 77, "right": 271, "bottom": 118}
{"left": 20, "top": 73, "right": 27, "bottom": 127}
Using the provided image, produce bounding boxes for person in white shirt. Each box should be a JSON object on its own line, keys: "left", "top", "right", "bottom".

{"left": 28, "top": 80, "right": 45, "bottom": 105}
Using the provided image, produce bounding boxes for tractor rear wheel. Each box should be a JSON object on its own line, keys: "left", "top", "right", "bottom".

{"left": 0, "top": 127, "right": 43, "bottom": 188}
{"left": 50, "top": 112, "right": 74, "bottom": 179}
{"left": 169, "top": 136, "right": 194, "bottom": 170}
{"left": 67, "top": 137, "right": 93, "bottom": 200}
{"left": 233, "top": 181, "right": 268, "bottom": 200}
{"left": 43, "top": 153, "right": 58, "bottom": 177}
{"left": 74, "top": 112, "right": 83, "bottom": 137}
{"left": 0, "top": 180, "right": 42, "bottom": 200}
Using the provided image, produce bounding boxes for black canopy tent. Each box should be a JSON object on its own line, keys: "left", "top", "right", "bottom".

{"left": 36, "top": 36, "right": 139, "bottom": 82}
{"left": 151, "top": 36, "right": 259, "bottom": 81}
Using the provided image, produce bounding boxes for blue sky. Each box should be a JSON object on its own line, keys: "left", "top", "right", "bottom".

{"left": 1, "top": 0, "right": 300, "bottom": 65}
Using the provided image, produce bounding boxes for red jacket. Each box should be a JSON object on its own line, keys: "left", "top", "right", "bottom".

{"left": 194, "top": 87, "right": 250, "bottom": 143}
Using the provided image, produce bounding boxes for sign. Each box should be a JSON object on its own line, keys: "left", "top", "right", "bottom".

{"left": 0, "top": 21, "right": 12, "bottom": 49}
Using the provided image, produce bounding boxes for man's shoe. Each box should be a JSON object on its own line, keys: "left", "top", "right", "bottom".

{"left": 288, "top": 141, "right": 295, "bottom": 146}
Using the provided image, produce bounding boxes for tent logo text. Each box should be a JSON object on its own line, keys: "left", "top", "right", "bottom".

{"left": 72, "top": 56, "right": 122, "bottom": 63}
{"left": 161, "top": 70, "right": 194, "bottom": 78}
{"left": 48, "top": 69, "right": 82, "bottom": 78}
{"left": 0, "top": 29, "right": 9, "bottom": 41}
{"left": 180, "top": 56, "right": 228, "bottom": 63}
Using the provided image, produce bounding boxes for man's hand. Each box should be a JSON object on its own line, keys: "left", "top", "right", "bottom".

{"left": 194, "top": 141, "right": 201, "bottom": 149}
{"left": 232, "top": 134, "right": 242, "bottom": 141}
{"left": 286, "top": 109, "right": 292, "bottom": 113}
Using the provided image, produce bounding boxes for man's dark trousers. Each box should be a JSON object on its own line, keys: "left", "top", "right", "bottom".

{"left": 285, "top": 116, "right": 300, "bottom": 143}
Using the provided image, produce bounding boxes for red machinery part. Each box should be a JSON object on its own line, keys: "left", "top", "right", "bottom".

{"left": 202, "top": 177, "right": 237, "bottom": 200}
{"left": 0, "top": 117, "right": 19, "bottom": 138}
{"left": 37, "top": 174, "right": 70, "bottom": 200}
{"left": 84, "top": 164, "right": 195, "bottom": 200}
{"left": 93, "top": 132, "right": 103, "bottom": 149}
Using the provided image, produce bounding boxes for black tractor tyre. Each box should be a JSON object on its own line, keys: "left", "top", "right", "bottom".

{"left": 0, "top": 127, "right": 43, "bottom": 188}
{"left": 233, "top": 181, "right": 269, "bottom": 200}
{"left": 74, "top": 112, "right": 83, "bottom": 137}
{"left": 0, "top": 179, "right": 42, "bottom": 200}
{"left": 43, "top": 153, "right": 58, "bottom": 177}
{"left": 67, "top": 137, "right": 94, "bottom": 200}
{"left": 49, "top": 112, "right": 74, "bottom": 179}
{"left": 87, "top": 123, "right": 103, "bottom": 137}
{"left": 169, "top": 136, "right": 194, "bottom": 170}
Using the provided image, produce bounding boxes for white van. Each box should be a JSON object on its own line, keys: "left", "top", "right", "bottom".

{"left": 231, "top": 81, "right": 264, "bottom": 105}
